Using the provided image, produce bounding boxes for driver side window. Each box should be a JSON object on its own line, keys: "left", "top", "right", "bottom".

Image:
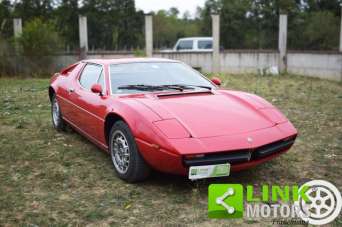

{"left": 79, "top": 64, "right": 103, "bottom": 90}
{"left": 97, "top": 70, "right": 105, "bottom": 89}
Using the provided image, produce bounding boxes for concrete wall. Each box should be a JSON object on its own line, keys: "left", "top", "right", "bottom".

{"left": 52, "top": 51, "right": 342, "bottom": 81}
{"left": 155, "top": 51, "right": 341, "bottom": 81}
{"left": 220, "top": 51, "right": 279, "bottom": 74}
{"left": 154, "top": 51, "right": 279, "bottom": 74}
{"left": 287, "top": 52, "right": 342, "bottom": 81}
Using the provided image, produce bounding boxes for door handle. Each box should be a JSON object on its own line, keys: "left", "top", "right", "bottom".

{"left": 68, "top": 88, "right": 74, "bottom": 93}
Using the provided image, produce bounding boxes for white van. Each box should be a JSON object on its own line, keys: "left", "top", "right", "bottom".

{"left": 173, "top": 37, "right": 213, "bottom": 52}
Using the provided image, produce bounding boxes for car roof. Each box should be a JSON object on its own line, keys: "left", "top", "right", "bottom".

{"left": 178, "top": 37, "right": 213, "bottom": 41}
{"left": 83, "top": 58, "right": 179, "bottom": 65}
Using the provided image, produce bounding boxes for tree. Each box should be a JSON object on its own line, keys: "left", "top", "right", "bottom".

{"left": 13, "top": 0, "right": 54, "bottom": 21}
{"left": 197, "top": 0, "right": 340, "bottom": 50}
{"left": 2, "top": 0, "right": 340, "bottom": 53}
{"left": 198, "top": 0, "right": 223, "bottom": 35}
{"left": 183, "top": 10, "right": 191, "bottom": 20}
{"left": 54, "top": 0, "right": 79, "bottom": 50}
{"left": 153, "top": 9, "right": 201, "bottom": 49}
{"left": 168, "top": 7, "right": 180, "bottom": 17}
{"left": 304, "top": 0, "right": 342, "bottom": 16}
{"left": 80, "top": 0, "right": 144, "bottom": 50}
{"left": 17, "top": 18, "right": 62, "bottom": 56}
{"left": 0, "top": 0, "right": 12, "bottom": 38}
{"left": 288, "top": 11, "right": 340, "bottom": 50}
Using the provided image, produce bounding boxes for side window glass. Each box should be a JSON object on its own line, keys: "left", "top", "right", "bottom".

{"left": 79, "top": 64, "right": 102, "bottom": 90}
{"left": 97, "top": 70, "right": 105, "bottom": 89}
{"left": 177, "top": 40, "right": 193, "bottom": 50}
{"left": 198, "top": 40, "right": 213, "bottom": 49}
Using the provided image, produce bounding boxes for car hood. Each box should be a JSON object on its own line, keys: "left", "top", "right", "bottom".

{"left": 135, "top": 91, "right": 277, "bottom": 138}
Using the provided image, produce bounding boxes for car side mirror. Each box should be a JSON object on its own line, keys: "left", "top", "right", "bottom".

{"left": 91, "top": 84, "right": 103, "bottom": 95}
{"left": 211, "top": 77, "right": 222, "bottom": 86}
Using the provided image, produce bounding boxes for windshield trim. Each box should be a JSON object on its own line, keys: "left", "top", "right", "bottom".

{"left": 108, "top": 62, "right": 217, "bottom": 96}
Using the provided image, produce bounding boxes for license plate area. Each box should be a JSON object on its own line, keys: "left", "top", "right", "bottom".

{"left": 188, "top": 163, "right": 230, "bottom": 180}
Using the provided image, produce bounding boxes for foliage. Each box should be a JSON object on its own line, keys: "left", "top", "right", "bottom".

{"left": 0, "top": 0, "right": 341, "bottom": 52}
{"left": 153, "top": 9, "right": 201, "bottom": 49}
{"left": 288, "top": 11, "right": 340, "bottom": 50}
{"left": 0, "top": 19, "right": 62, "bottom": 76}
{"left": 133, "top": 48, "right": 146, "bottom": 57}
{"left": 0, "top": 37, "right": 16, "bottom": 75}
{"left": 197, "top": 0, "right": 342, "bottom": 50}
{"left": 53, "top": 0, "right": 79, "bottom": 51}
{"left": 0, "top": 0, "right": 12, "bottom": 38}
{"left": 17, "top": 18, "right": 62, "bottom": 56}
{"left": 79, "top": 0, "right": 144, "bottom": 50}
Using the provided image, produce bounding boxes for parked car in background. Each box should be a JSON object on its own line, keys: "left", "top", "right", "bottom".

{"left": 172, "top": 37, "right": 213, "bottom": 52}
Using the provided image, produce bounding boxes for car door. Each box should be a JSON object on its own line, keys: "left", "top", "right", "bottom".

{"left": 68, "top": 63, "right": 107, "bottom": 143}
{"left": 56, "top": 63, "right": 85, "bottom": 125}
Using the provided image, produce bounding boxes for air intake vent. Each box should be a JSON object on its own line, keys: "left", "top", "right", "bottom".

{"left": 183, "top": 137, "right": 296, "bottom": 167}
{"left": 157, "top": 91, "right": 213, "bottom": 98}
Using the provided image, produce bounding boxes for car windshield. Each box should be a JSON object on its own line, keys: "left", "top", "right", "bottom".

{"left": 109, "top": 62, "right": 215, "bottom": 94}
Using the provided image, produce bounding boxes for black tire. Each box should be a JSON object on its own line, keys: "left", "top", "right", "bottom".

{"left": 109, "top": 121, "right": 150, "bottom": 182}
{"left": 51, "top": 94, "right": 66, "bottom": 131}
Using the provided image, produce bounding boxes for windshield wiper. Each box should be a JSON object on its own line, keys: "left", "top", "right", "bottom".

{"left": 118, "top": 84, "right": 186, "bottom": 91}
{"left": 118, "top": 84, "right": 212, "bottom": 92}
{"left": 169, "top": 84, "right": 213, "bottom": 91}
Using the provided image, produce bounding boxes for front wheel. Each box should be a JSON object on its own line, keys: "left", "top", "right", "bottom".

{"left": 51, "top": 94, "right": 66, "bottom": 131}
{"left": 109, "top": 121, "right": 150, "bottom": 182}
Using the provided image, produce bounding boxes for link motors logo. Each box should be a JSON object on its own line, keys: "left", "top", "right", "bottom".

{"left": 208, "top": 180, "right": 342, "bottom": 225}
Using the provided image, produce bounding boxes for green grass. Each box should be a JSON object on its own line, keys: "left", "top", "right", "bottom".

{"left": 0, "top": 74, "right": 341, "bottom": 226}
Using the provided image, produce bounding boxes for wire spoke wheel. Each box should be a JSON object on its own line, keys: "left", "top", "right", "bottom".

{"left": 111, "top": 130, "right": 130, "bottom": 174}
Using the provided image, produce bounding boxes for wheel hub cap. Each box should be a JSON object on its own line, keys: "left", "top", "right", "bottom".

{"left": 111, "top": 131, "right": 130, "bottom": 174}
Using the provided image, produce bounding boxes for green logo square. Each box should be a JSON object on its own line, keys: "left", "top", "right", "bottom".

{"left": 208, "top": 184, "right": 244, "bottom": 219}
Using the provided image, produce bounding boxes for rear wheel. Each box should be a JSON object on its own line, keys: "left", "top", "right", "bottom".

{"left": 109, "top": 121, "right": 150, "bottom": 182}
{"left": 51, "top": 94, "right": 66, "bottom": 131}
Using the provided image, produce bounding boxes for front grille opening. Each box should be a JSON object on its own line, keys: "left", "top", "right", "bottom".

{"left": 252, "top": 137, "right": 296, "bottom": 159}
{"left": 183, "top": 137, "right": 296, "bottom": 167}
{"left": 183, "top": 150, "right": 252, "bottom": 166}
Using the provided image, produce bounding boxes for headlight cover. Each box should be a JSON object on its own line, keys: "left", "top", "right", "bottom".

{"left": 259, "top": 108, "right": 287, "bottom": 124}
{"left": 153, "top": 119, "right": 190, "bottom": 139}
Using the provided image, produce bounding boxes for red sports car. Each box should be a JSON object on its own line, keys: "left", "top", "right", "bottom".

{"left": 49, "top": 58, "right": 297, "bottom": 182}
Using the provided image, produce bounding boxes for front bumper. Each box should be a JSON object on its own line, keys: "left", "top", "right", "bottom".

{"left": 136, "top": 121, "right": 297, "bottom": 176}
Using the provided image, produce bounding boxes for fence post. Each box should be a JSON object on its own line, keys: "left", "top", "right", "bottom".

{"left": 339, "top": 5, "right": 342, "bottom": 52}
{"left": 79, "top": 15, "right": 88, "bottom": 59}
{"left": 278, "top": 14, "right": 288, "bottom": 73}
{"left": 13, "top": 18, "right": 22, "bottom": 38}
{"left": 212, "top": 14, "right": 220, "bottom": 73}
{"left": 145, "top": 14, "right": 153, "bottom": 57}
{"left": 13, "top": 18, "right": 22, "bottom": 74}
